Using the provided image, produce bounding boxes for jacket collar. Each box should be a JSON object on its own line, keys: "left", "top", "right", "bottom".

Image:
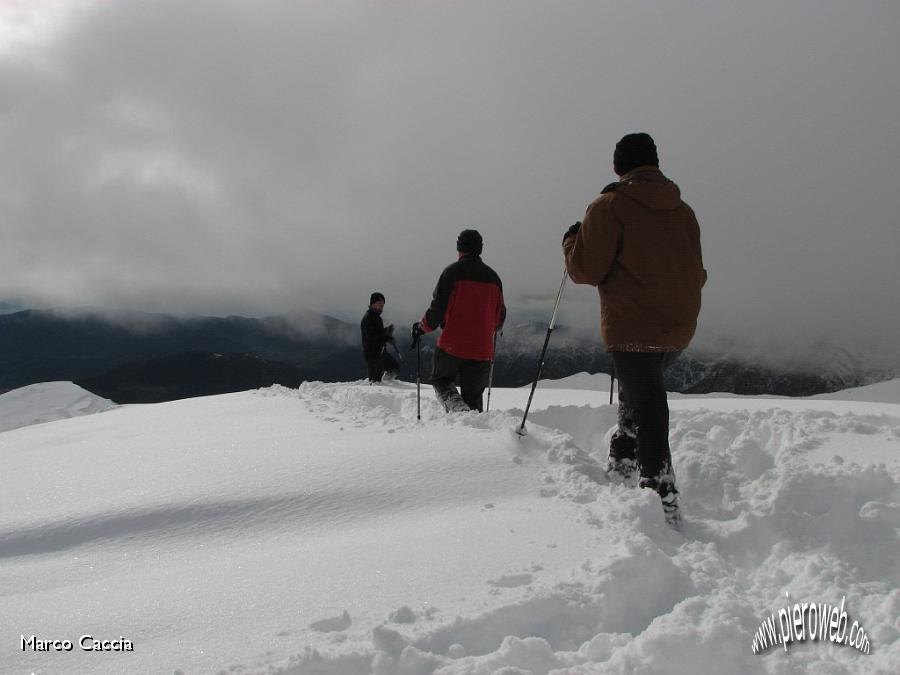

{"left": 618, "top": 166, "right": 666, "bottom": 184}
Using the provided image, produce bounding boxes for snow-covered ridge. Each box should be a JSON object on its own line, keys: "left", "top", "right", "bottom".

{"left": 1, "top": 382, "right": 898, "bottom": 674}
{"left": 540, "top": 372, "right": 900, "bottom": 405}
{"left": 0, "top": 381, "right": 115, "bottom": 433}
{"left": 812, "top": 378, "right": 900, "bottom": 404}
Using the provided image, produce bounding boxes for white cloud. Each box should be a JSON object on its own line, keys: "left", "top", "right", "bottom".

{"left": 1, "top": 0, "right": 898, "bottom": 367}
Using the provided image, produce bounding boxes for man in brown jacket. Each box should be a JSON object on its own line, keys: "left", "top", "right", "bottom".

{"left": 562, "top": 132, "right": 707, "bottom": 527}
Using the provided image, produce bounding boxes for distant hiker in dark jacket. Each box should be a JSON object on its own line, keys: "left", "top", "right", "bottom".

{"left": 361, "top": 292, "right": 398, "bottom": 383}
{"left": 563, "top": 133, "right": 707, "bottom": 527}
{"left": 412, "top": 230, "right": 506, "bottom": 412}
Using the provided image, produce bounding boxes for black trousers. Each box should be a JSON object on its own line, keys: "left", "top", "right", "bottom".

{"left": 364, "top": 347, "right": 400, "bottom": 383}
{"left": 609, "top": 351, "right": 681, "bottom": 480}
{"left": 431, "top": 347, "right": 491, "bottom": 412}
{"left": 364, "top": 355, "right": 385, "bottom": 382}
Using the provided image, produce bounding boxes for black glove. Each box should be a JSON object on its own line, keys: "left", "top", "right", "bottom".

{"left": 563, "top": 221, "right": 581, "bottom": 244}
{"left": 410, "top": 322, "right": 424, "bottom": 349}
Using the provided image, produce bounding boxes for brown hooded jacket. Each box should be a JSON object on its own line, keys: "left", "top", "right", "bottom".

{"left": 563, "top": 167, "right": 707, "bottom": 352}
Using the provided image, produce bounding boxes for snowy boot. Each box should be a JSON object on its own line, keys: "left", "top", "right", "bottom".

{"left": 606, "top": 456, "right": 639, "bottom": 485}
{"left": 432, "top": 383, "right": 472, "bottom": 413}
{"left": 639, "top": 475, "right": 682, "bottom": 529}
{"left": 606, "top": 428, "right": 639, "bottom": 485}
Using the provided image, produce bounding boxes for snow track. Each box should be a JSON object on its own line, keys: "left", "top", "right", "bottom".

{"left": 1, "top": 381, "right": 898, "bottom": 674}
{"left": 277, "top": 384, "right": 900, "bottom": 675}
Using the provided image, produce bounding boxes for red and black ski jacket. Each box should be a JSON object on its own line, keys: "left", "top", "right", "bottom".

{"left": 420, "top": 254, "right": 506, "bottom": 361}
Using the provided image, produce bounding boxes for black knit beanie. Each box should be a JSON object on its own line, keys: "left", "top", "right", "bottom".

{"left": 456, "top": 229, "right": 483, "bottom": 255}
{"left": 369, "top": 292, "right": 385, "bottom": 306}
{"left": 613, "top": 133, "right": 659, "bottom": 176}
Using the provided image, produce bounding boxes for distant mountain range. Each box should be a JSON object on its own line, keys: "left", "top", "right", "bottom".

{"left": 0, "top": 309, "right": 360, "bottom": 401}
{"left": 1, "top": 309, "right": 894, "bottom": 403}
{"left": 492, "top": 322, "right": 897, "bottom": 396}
{"left": 76, "top": 352, "right": 305, "bottom": 403}
{"left": 0, "top": 301, "right": 26, "bottom": 315}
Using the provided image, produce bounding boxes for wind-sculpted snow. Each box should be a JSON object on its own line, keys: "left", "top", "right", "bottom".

{"left": 1, "top": 382, "right": 898, "bottom": 674}
{"left": 0, "top": 381, "right": 115, "bottom": 432}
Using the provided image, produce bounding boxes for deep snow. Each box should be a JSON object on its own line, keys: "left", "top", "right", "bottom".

{"left": 1, "top": 378, "right": 898, "bottom": 674}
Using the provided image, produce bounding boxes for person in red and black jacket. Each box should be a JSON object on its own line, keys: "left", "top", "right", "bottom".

{"left": 412, "top": 229, "right": 506, "bottom": 412}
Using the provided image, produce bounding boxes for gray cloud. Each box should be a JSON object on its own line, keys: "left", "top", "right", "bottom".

{"left": 1, "top": 1, "right": 898, "bottom": 368}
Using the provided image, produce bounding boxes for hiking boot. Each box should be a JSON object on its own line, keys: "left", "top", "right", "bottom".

{"left": 606, "top": 456, "right": 639, "bottom": 485}
{"left": 639, "top": 475, "right": 682, "bottom": 529}
{"left": 432, "top": 384, "right": 471, "bottom": 413}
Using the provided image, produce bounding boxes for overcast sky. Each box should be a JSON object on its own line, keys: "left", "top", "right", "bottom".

{"left": 1, "top": 1, "right": 898, "bottom": 366}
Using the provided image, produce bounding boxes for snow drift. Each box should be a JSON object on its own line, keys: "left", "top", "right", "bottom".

{"left": 0, "top": 381, "right": 115, "bottom": 433}
{"left": 0, "top": 380, "right": 897, "bottom": 674}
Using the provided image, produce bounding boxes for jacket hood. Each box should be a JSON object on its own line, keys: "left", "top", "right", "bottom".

{"left": 615, "top": 167, "right": 683, "bottom": 210}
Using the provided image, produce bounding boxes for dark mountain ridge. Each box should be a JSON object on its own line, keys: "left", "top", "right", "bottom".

{"left": 1, "top": 310, "right": 894, "bottom": 402}
{"left": 0, "top": 309, "right": 359, "bottom": 395}
{"left": 77, "top": 351, "right": 305, "bottom": 403}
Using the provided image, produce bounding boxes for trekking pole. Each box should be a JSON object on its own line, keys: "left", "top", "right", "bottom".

{"left": 517, "top": 268, "right": 568, "bottom": 437}
{"left": 416, "top": 335, "right": 421, "bottom": 421}
{"left": 609, "top": 368, "right": 615, "bottom": 405}
{"left": 486, "top": 330, "right": 501, "bottom": 412}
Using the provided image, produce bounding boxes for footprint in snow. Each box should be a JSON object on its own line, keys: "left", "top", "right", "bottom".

{"left": 309, "top": 610, "right": 352, "bottom": 632}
